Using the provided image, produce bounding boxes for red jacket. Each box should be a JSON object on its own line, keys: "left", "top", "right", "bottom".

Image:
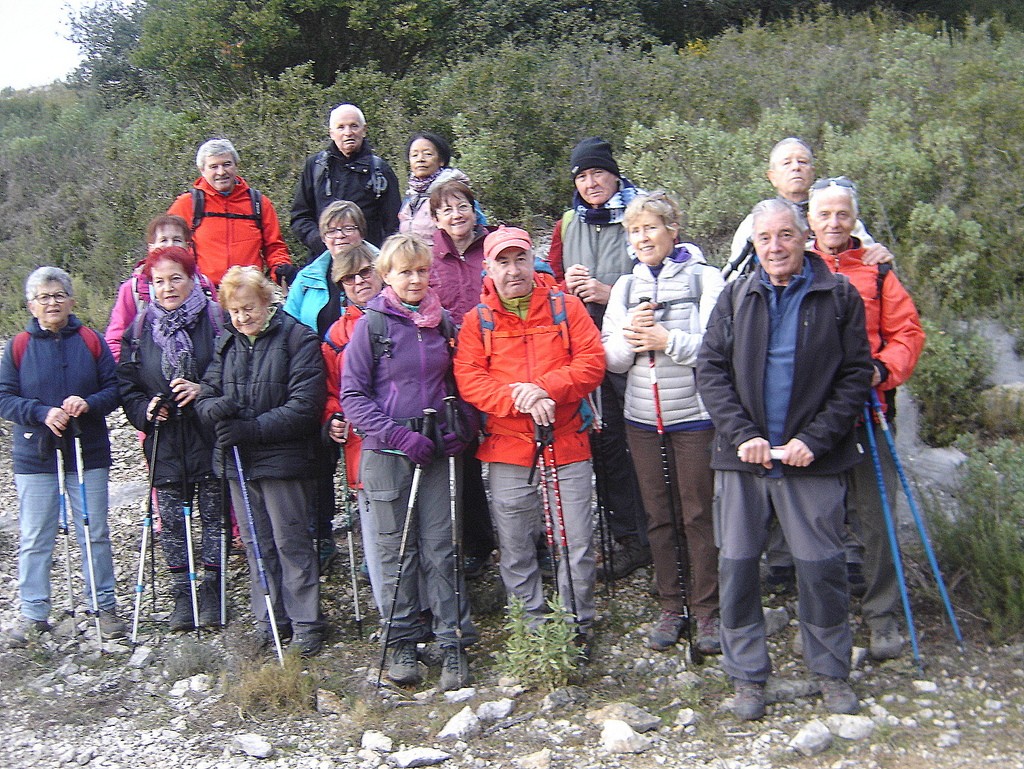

{"left": 454, "top": 274, "right": 606, "bottom": 467}
{"left": 168, "top": 176, "right": 292, "bottom": 286}
{"left": 812, "top": 239, "right": 925, "bottom": 396}
{"left": 322, "top": 304, "right": 365, "bottom": 485}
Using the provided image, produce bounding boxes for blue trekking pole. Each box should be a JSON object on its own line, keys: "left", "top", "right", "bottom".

{"left": 55, "top": 441, "right": 75, "bottom": 618}
{"left": 71, "top": 418, "right": 104, "bottom": 646}
{"left": 232, "top": 445, "right": 285, "bottom": 666}
{"left": 870, "top": 391, "right": 964, "bottom": 649}
{"left": 862, "top": 404, "right": 922, "bottom": 670}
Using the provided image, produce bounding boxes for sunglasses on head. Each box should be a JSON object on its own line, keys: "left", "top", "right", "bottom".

{"left": 811, "top": 176, "right": 857, "bottom": 193}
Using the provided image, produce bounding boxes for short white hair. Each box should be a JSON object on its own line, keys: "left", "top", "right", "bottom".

{"left": 750, "top": 198, "right": 808, "bottom": 234}
{"left": 808, "top": 180, "right": 860, "bottom": 220}
{"left": 329, "top": 103, "right": 366, "bottom": 127}
{"left": 25, "top": 266, "right": 73, "bottom": 302}
{"left": 196, "top": 138, "right": 239, "bottom": 170}
{"left": 768, "top": 137, "right": 814, "bottom": 169}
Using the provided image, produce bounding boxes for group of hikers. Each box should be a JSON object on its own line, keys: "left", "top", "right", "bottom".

{"left": 0, "top": 103, "right": 926, "bottom": 721}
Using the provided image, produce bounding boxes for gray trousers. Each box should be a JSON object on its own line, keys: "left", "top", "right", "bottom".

{"left": 716, "top": 471, "right": 851, "bottom": 682}
{"left": 361, "top": 451, "right": 476, "bottom": 648}
{"left": 228, "top": 476, "right": 322, "bottom": 634}
{"left": 488, "top": 459, "right": 596, "bottom": 633}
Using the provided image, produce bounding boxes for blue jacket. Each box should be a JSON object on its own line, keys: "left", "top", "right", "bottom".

{"left": 283, "top": 245, "right": 382, "bottom": 338}
{"left": 0, "top": 316, "right": 119, "bottom": 474}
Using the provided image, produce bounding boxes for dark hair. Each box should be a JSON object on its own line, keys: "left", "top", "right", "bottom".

{"left": 145, "top": 215, "right": 191, "bottom": 245}
{"left": 406, "top": 131, "right": 452, "bottom": 167}
{"left": 429, "top": 179, "right": 476, "bottom": 218}
{"left": 143, "top": 246, "right": 198, "bottom": 279}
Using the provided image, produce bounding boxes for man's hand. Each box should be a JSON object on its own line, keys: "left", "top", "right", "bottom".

{"left": 565, "top": 264, "right": 611, "bottom": 304}
{"left": 737, "top": 436, "right": 772, "bottom": 468}
{"left": 509, "top": 382, "right": 550, "bottom": 414}
{"left": 527, "top": 398, "right": 556, "bottom": 427}
{"left": 775, "top": 438, "right": 814, "bottom": 467}
{"left": 862, "top": 243, "right": 894, "bottom": 266}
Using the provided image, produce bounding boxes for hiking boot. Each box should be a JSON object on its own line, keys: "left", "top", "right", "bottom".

{"left": 817, "top": 675, "right": 860, "bottom": 714}
{"left": 318, "top": 536, "right": 338, "bottom": 575}
{"left": 463, "top": 553, "right": 491, "bottom": 580}
{"left": 418, "top": 641, "right": 445, "bottom": 667}
{"left": 438, "top": 647, "right": 472, "bottom": 691}
{"left": 869, "top": 626, "right": 904, "bottom": 660}
{"left": 537, "top": 546, "right": 555, "bottom": 581}
{"left": 610, "top": 536, "right": 652, "bottom": 580}
{"left": 294, "top": 628, "right": 327, "bottom": 658}
{"left": 847, "top": 562, "right": 867, "bottom": 598}
{"left": 7, "top": 616, "right": 51, "bottom": 647}
{"left": 574, "top": 632, "right": 594, "bottom": 664}
{"left": 199, "top": 579, "right": 222, "bottom": 627}
{"left": 764, "top": 564, "right": 795, "bottom": 596}
{"left": 97, "top": 609, "right": 127, "bottom": 640}
{"left": 731, "top": 678, "right": 767, "bottom": 721}
{"left": 696, "top": 615, "right": 722, "bottom": 655}
{"left": 647, "top": 610, "right": 685, "bottom": 652}
{"left": 387, "top": 641, "right": 422, "bottom": 686}
{"left": 262, "top": 623, "right": 293, "bottom": 649}
{"left": 169, "top": 584, "right": 196, "bottom": 632}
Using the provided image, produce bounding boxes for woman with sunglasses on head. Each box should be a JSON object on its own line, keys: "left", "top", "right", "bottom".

{"left": 283, "top": 201, "right": 381, "bottom": 573}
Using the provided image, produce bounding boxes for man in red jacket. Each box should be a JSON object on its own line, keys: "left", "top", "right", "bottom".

{"left": 168, "top": 138, "right": 296, "bottom": 287}
{"left": 454, "top": 226, "right": 606, "bottom": 654}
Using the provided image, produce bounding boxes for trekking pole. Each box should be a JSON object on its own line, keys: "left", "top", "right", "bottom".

{"left": 377, "top": 408, "right": 436, "bottom": 688}
{"left": 444, "top": 396, "right": 467, "bottom": 684}
{"left": 538, "top": 423, "right": 581, "bottom": 634}
{"left": 70, "top": 419, "right": 103, "bottom": 646}
{"left": 862, "top": 404, "right": 922, "bottom": 670}
{"left": 641, "top": 297, "right": 703, "bottom": 666}
{"left": 870, "top": 391, "right": 964, "bottom": 649}
{"left": 219, "top": 453, "right": 229, "bottom": 628}
{"left": 531, "top": 424, "right": 560, "bottom": 600}
{"left": 232, "top": 445, "right": 285, "bottom": 666}
{"left": 587, "top": 391, "right": 615, "bottom": 595}
{"left": 333, "top": 414, "right": 363, "bottom": 639}
{"left": 176, "top": 409, "right": 201, "bottom": 637}
{"left": 131, "top": 412, "right": 163, "bottom": 644}
{"left": 55, "top": 440, "right": 75, "bottom": 618}
{"left": 721, "top": 239, "right": 755, "bottom": 282}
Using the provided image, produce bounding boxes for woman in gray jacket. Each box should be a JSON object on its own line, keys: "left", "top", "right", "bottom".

{"left": 602, "top": 192, "right": 724, "bottom": 656}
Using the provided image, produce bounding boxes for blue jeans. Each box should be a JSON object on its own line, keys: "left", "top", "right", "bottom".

{"left": 16, "top": 468, "right": 116, "bottom": 621}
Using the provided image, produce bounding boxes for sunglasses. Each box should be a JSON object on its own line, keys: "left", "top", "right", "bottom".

{"left": 340, "top": 266, "right": 375, "bottom": 285}
{"left": 810, "top": 176, "right": 857, "bottom": 193}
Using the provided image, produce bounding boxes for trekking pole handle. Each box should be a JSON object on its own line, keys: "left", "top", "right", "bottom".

{"left": 331, "top": 412, "right": 350, "bottom": 442}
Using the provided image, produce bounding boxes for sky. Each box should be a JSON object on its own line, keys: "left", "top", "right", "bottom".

{"left": 0, "top": 0, "right": 87, "bottom": 90}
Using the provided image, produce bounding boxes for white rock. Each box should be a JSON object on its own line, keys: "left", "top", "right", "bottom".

{"left": 512, "top": 748, "right": 551, "bottom": 769}
{"left": 437, "top": 706, "right": 481, "bottom": 740}
{"left": 74, "top": 747, "right": 95, "bottom": 765}
{"left": 825, "top": 714, "right": 877, "bottom": 740}
{"left": 763, "top": 606, "right": 789, "bottom": 636}
{"left": 357, "top": 748, "right": 384, "bottom": 764}
{"left": 168, "top": 679, "right": 189, "bottom": 698}
{"left": 675, "top": 708, "right": 698, "bottom": 727}
{"left": 789, "top": 720, "right": 833, "bottom": 757}
{"left": 586, "top": 702, "right": 660, "bottom": 732}
{"left": 127, "top": 645, "right": 154, "bottom": 668}
{"left": 850, "top": 646, "right": 868, "bottom": 670}
{"left": 912, "top": 680, "right": 938, "bottom": 693}
{"left": 476, "top": 698, "right": 514, "bottom": 722}
{"left": 936, "top": 731, "right": 961, "bottom": 748}
{"left": 361, "top": 731, "right": 394, "bottom": 753}
{"left": 233, "top": 733, "right": 274, "bottom": 759}
{"left": 188, "top": 673, "right": 211, "bottom": 692}
{"left": 386, "top": 747, "right": 452, "bottom": 767}
{"left": 316, "top": 688, "right": 345, "bottom": 715}
{"left": 600, "top": 719, "right": 653, "bottom": 754}
{"left": 443, "top": 687, "right": 477, "bottom": 703}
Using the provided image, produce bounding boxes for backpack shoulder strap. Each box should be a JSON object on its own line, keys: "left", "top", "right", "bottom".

{"left": 314, "top": 150, "right": 331, "bottom": 197}
{"left": 364, "top": 308, "right": 392, "bottom": 365}
{"left": 190, "top": 188, "right": 205, "bottom": 231}
{"left": 11, "top": 331, "right": 30, "bottom": 369}
{"left": 475, "top": 303, "right": 495, "bottom": 360}
{"left": 79, "top": 326, "right": 103, "bottom": 360}
{"left": 547, "top": 288, "right": 570, "bottom": 353}
{"left": 559, "top": 209, "right": 574, "bottom": 240}
{"left": 249, "top": 188, "right": 264, "bottom": 232}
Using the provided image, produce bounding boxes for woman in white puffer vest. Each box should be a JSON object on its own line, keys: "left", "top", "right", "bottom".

{"left": 601, "top": 191, "right": 725, "bottom": 656}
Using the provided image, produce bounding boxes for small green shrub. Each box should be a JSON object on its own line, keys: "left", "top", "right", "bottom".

{"left": 496, "top": 596, "right": 581, "bottom": 692}
{"left": 907, "top": 318, "right": 992, "bottom": 446}
{"left": 229, "top": 651, "right": 316, "bottom": 716}
{"left": 931, "top": 436, "right": 1024, "bottom": 640}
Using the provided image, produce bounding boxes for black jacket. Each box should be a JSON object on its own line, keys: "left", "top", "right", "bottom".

{"left": 289, "top": 140, "right": 400, "bottom": 261}
{"left": 117, "top": 307, "right": 219, "bottom": 486}
{"left": 196, "top": 309, "right": 326, "bottom": 480}
{"left": 696, "top": 254, "right": 872, "bottom": 476}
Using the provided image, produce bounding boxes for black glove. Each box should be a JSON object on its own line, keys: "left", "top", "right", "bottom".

{"left": 206, "top": 398, "right": 238, "bottom": 422}
{"left": 274, "top": 263, "right": 300, "bottom": 287}
{"left": 216, "top": 418, "right": 259, "bottom": 448}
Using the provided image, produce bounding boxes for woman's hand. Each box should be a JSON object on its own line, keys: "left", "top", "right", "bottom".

{"left": 44, "top": 407, "right": 68, "bottom": 437}
{"left": 169, "top": 378, "right": 200, "bottom": 408}
{"left": 624, "top": 301, "right": 669, "bottom": 352}
{"left": 146, "top": 396, "right": 171, "bottom": 423}
{"left": 61, "top": 395, "right": 89, "bottom": 417}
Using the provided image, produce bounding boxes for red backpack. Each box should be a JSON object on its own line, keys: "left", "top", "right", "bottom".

{"left": 11, "top": 326, "right": 103, "bottom": 368}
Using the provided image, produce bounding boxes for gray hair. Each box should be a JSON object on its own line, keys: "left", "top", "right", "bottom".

{"left": 768, "top": 137, "right": 814, "bottom": 169}
{"left": 329, "top": 103, "right": 366, "bottom": 127}
{"left": 25, "top": 266, "right": 73, "bottom": 302}
{"left": 750, "top": 198, "right": 808, "bottom": 234}
{"left": 195, "top": 138, "right": 240, "bottom": 170}
{"left": 808, "top": 179, "right": 860, "bottom": 219}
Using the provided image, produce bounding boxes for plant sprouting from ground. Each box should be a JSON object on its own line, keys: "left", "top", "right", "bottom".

{"left": 229, "top": 651, "right": 316, "bottom": 716}
{"left": 497, "top": 596, "right": 581, "bottom": 691}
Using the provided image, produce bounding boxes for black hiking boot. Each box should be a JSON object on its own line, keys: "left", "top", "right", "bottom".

{"left": 198, "top": 579, "right": 222, "bottom": 627}
{"left": 169, "top": 584, "right": 195, "bottom": 632}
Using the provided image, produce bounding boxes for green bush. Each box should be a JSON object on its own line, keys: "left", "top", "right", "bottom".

{"left": 931, "top": 436, "right": 1024, "bottom": 640}
{"left": 496, "top": 596, "right": 581, "bottom": 692}
{"left": 906, "top": 318, "right": 992, "bottom": 446}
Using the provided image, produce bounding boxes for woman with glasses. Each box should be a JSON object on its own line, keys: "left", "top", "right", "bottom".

{"left": 0, "top": 267, "right": 123, "bottom": 646}
{"left": 283, "top": 201, "right": 381, "bottom": 573}
{"left": 117, "top": 246, "right": 225, "bottom": 631}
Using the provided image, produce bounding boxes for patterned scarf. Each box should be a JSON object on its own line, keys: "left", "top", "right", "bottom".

{"left": 148, "top": 282, "right": 206, "bottom": 382}
{"left": 572, "top": 176, "right": 641, "bottom": 226}
{"left": 382, "top": 285, "right": 443, "bottom": 329}
{"left": 407, "top": 168, "right": 445, "bottom": 197}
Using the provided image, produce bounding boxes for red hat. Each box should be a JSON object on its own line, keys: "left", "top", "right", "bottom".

{"left": 484, "top": 226, "right": 532, "bottom": 261}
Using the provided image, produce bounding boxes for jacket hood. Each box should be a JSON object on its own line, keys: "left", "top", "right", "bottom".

{"left": 27, "top": 313, "right": 84, "bottom": 338}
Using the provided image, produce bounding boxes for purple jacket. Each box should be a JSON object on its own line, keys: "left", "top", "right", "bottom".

{"left": 341, "top": 292, "right": 469, "bottom": 452}
{"left": 429, "top": 226, "right": 491, "bottom": 326}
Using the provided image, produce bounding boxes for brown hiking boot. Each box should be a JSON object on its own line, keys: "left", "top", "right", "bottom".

{"left": 731, "top": 678, "right": 766, "bottom": 721}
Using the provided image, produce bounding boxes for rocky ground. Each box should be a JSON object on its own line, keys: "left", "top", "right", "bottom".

{"left": 2, "top": 399, "right": 1024, "bottom": 768}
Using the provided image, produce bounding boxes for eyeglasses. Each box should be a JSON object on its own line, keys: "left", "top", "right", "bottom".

{"left": 32, "top": 292, "right": 70, "bottom": 305}
{"left": 324, "top": 225, "right": 361, "bottom": 239}
{"left": 340, "top": 266, "right": 375, "bottom": 285}
{"left": 810, "top": 176, "right": 857, "bottom": 193}
{"left": 439, "top": 203, "right": 473, "bottom": 217}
